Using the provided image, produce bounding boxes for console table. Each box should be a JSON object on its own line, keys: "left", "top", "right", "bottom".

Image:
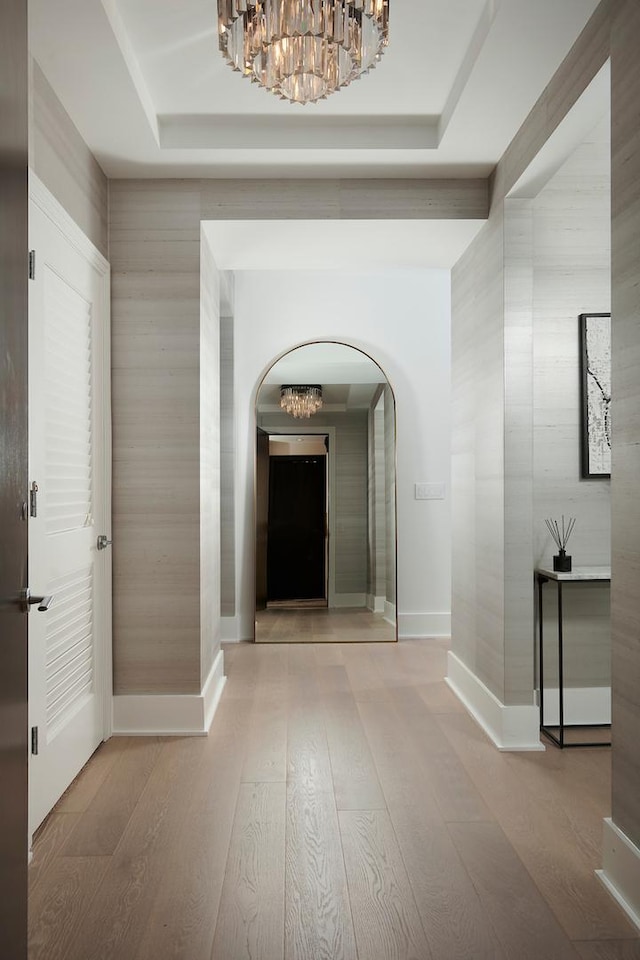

{"left": 535, "top": 566, "right": 611, "bottom": 748}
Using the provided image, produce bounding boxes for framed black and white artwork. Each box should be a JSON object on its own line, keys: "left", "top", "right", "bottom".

{"left": 579, "top": 312, "right": 611, "bottom": 479}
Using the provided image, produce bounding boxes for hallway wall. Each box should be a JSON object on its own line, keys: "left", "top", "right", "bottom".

{"left": 232, "top": 269, "right": 452, "bottom": 641}
{"left": 108, "top": 177, "right": 484, "bottom": 693}
{"left": 29, "top": 60, "right": 107, "bottom": 257}
{"left": 532, "top": 129, "right": 611, "bottom": 691}
{"left": 450, "top": 3, "right": 611, "bottom": 718}
{"left": 451, "top": 0, "right": 640, "bottom": 921}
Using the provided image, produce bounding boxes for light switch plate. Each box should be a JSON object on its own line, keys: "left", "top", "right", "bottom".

{"left": 415, "top": 482, "right": 446, "bottom": 501}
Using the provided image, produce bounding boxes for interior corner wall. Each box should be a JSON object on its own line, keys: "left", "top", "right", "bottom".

{"left": 532, "top": 131, "right": 611, "bottom": 690}
{"left": 233, "top": 268, "right": 452, "bottom": 641}
{"left": 200, "top": 231, "right": 221, "bottom": 685}
{"left": 110, "top": 181, "right": 204, "bottom": 694}
{"left": 220, "top": 314, "right": 236, "bottom": 619}
{"left": 451, "top": 208, "right": 507, "bottom": 703}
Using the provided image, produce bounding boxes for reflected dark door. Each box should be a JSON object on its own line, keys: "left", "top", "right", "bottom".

{"left": 0, "top": 0, "right": 29, "bottom": 954}
{"left": 268, "top": 457, "right": 326, "bottom": 601}
{"left": 255, "top": 429, "right": 270, "bottom": 612}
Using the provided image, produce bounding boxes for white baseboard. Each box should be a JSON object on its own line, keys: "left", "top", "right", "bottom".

{"left": 366, "top": 594, "right": 386, "bottom": 614}
{"left": 398, "top": 612, "right": 450, "bottom": 638}
{"left": 446, "top": 651, "right": 544, "bottom": 751}
{"left": 597, "top": 818, "right": 640, "bottom": 932}
{"left": 384, "top": 600, "right": 397, "bottom": 626}
{"left": 112, "top": 649, "right": 226, "bottom": 736}
{"left": 538, "top": 686, "right": 611, "bottom": 726}
{"left": 333, "top": 593, "right": 367, "bottom": 608}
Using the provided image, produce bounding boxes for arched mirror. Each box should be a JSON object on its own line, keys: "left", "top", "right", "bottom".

{"left": 254, "top": 342, "right": 397, "bottom": 643}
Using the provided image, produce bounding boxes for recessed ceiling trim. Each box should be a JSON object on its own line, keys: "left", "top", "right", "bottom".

{"left": 438, "top": 0, "right": 501, "bottom": 142}
{"left": 101, "top": 0, "right": 160, "bottom": 144}
{"left": 159, "top": 115, "right": 439, "bottom": 151}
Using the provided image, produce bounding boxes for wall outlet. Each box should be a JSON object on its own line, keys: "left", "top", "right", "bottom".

{"left": 415, "top": 482, "right": 446, "bottom": 501}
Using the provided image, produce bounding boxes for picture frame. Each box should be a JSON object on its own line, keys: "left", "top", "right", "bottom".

{"left": 579, "top": 312, "right": 611, "bottom": 479}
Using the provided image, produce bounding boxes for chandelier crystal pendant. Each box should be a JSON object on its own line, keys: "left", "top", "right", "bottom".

{"left": 217, "top": 0, "right": 390, "bottom": 105}
{"left": 280, "top": 385, "right": 323, "bottom": 418}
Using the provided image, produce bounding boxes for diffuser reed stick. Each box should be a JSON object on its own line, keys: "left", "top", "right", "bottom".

{"left": 544, "top": 515, "right": 576, "bottom": 551}
{"left": 545, "top": 515, "right": 576, "bottom": 572}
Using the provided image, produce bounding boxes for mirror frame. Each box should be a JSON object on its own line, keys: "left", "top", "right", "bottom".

{"left": 252, "top": 339, "right": 399, "bottom": 643}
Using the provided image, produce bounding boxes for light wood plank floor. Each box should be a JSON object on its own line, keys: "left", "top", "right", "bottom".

{"left": 29, "top": 639, "right": 640, "bottom": 960}
{"left": 255, "top": 607, "right": 396, "bottom": 643}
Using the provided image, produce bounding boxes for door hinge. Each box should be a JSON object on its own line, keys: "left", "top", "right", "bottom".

{"left": 28, "top": 250, "right": 36, "bottom": 280}
{"left": 30, "top": 481, "right": 39, "bottom": 518}
{"left": 31, "top": 726, "right": 39, "bottom": 756}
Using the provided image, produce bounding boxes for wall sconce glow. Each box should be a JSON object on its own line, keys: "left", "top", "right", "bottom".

{"left": 280, "top": 384, "right": 323, "bottom": 418}
{"left": 217, "top": 0, "right": 390, "bottom": 105}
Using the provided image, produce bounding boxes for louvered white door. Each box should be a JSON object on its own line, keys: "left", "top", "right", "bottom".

{"left": 28, "top": 198, "right": 110, "bottom": 835}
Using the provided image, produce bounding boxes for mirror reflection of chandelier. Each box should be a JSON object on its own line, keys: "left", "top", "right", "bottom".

{"left": 280, "top": 384, "right": 323, "bottom": 419}
{"left": 217, "top": 0, "right": 390, "bottom": 105}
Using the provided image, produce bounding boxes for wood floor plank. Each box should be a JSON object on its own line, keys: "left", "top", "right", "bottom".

{"left": 54, "top": 736, "right": 129, "bottom": 813}
{"left": 316, "top": 663, "right": 352, "bottom": 696}
{"left": 28, "top": 856, "right": 110, "bottom": 960}
{"left": 254, "top": 642, "right": 291, "bottom": 702}
{"left": 61, "top": 736, "right": 164, "bottom": 856}
{"left": 389, "top": 686, "right": 493, "bottom": 823}
{"left": 358, "top": 700, "right": 504, "bottom": 960}
{"left": 448, "top": 821, "right": 580, "bottom": 960}
{"left": 285, "top": 778, "right": 357, "bottom": 960}
{"left": 58, "top": 736, "right": 211, "bottom": 960}
{"left": 342, "top": 644, "right": 392, "bottom": 701}
{"left": 287, "top": 697, "right": 331, "bottom": 785}
{"left": 439, "top": 711, "right": 638, "bottom": 941}
{"left": 223, "top": 643, "right": 260, "bottom": 700}
{"left": 574, "top": 942, "right": 640, "bottom": 959}
{"left": 29, "top": 813, "right": 80, "bottom": 895}
{"left": 133, "top": 697, "right": 252, "bottom": 960}
{"left": 313, "top": 643, "right": 345, "bottom": 666}
{"left": 416, "top": 679, "right": 466, "bottom": 714}
{"left": 29, "top": 639, "right": 638, "bottom": 960}
{"left": 211, "top": 781, "right": 286, "bottom": 960}
{"left": 287, "top": 643, "right": 322, "bottom": 702}
{"left": 242, "top": 696, "right": 288, "bottom": 783}
{"left": 339, "top": 809, "right": 432, "bottom": 960}
{"left": 323, "top": 692, "right": 386, "bottom": 811}
{"left": 285, "top": 697, "right": 357, "bottom": 959}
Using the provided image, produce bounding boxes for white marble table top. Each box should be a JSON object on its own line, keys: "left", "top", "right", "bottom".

{"left": 535, "top": 565, "right": 611, "bottom": 582}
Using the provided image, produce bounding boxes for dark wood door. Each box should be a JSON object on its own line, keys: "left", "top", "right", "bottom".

{"left": 267, "top": 456, "right": 326, "bottom": 602}
{"left": 255, "top": 429, "right": 270, "bottom": 612}
{"left": 0, "top": 0, "right": 29, "bottom": 954}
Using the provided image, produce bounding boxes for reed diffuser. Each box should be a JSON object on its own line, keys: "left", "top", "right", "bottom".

{"left": 545, "top": 515, "right": 576, "bottom": 572}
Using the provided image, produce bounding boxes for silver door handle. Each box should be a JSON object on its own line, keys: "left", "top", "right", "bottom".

{"left": 97, "top": 535, "right": 113, "bottom": 551}
{"left": 21, "top": 588, "right": 54, "bottom": 612}
{"left": 33, "top": 595, "right": 54, "bottom": 611}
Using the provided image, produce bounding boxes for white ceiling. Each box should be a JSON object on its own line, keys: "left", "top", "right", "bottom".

{"left": 29, "top": 0, "right": 600, "bottom": 179}
{"left": 203, "top": 219, "right": 485, "bottom": 270}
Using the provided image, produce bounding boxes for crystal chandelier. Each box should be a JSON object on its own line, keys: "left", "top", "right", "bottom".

{"left": 280, "top": 385, "right": 323, "bottom": 418}
{"left": 217, "top": 0, "right": 390, "bottom": 105}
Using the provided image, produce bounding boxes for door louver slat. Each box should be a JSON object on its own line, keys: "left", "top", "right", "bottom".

{"left": 45, "top": 566, "right": 94, "bottom": 738}
{"left": 44, "top": 269, "right": 93, "bottom": 536}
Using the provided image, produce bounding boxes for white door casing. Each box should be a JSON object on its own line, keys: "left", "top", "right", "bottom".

{"left": 28, "top": 176, "right": 111, "bottom": 836}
